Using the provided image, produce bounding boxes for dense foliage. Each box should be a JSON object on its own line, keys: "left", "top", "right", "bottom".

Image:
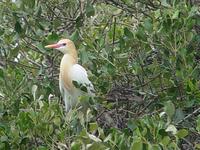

{"left": 0, "top": 0, "right": 200, "bottom": 149}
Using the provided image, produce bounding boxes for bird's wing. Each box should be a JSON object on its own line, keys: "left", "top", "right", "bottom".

{"left": 70, "top": 64, "right": 95, "bottom": 96}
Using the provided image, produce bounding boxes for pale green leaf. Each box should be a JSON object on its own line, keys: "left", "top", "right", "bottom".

{"left": 176, "top": 129, "right": 188, "bottom": 138}
{"left": 166, "top": 124, "right": 177, "bottom": 135}
{"left": 32, "top": 85, "right": 37, "bottom": 100}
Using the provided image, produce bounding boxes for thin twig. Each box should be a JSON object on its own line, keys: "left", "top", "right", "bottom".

{"left": 176, "top": 106, "right": 200, "bottom": 125}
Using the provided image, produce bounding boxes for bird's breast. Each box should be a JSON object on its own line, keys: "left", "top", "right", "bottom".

{"left": 60, "top": 55, "right": 76, "bottom": 93}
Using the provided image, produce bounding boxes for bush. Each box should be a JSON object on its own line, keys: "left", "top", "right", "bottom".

{"left": 0, "top": 0, "right": 200, "bottom": 149}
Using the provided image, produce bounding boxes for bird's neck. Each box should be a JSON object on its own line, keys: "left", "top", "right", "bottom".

{"left": 69, "top": 50, "right": 78, "bottom": 62}
{"left": 66, "top": 44, "right": 78, "bottom": 62}
{"left": 60, "top": 53, "right": 77, "bottom": 91}
{"left": 61, "top": 53, "right": 77, "bottom": 69}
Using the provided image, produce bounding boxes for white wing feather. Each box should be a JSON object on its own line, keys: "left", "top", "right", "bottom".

{"left": 70, "top": 64, "right": 95, "bottom": 96}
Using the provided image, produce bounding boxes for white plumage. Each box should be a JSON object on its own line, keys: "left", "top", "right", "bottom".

{"left": 60, "top": 63, "right": 95, "bottom": 112}
{"left": 70, "top": 64, "right": 94, "bottom": 95}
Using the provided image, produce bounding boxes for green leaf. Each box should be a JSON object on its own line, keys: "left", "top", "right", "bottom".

{"left": 22, "top": 0, "right": 35, "bottom": 8}
{"left": 154, "top": 10, "right": 161, "bottom": 19}
{"left": 10, "top": 46, "right": 20, "bottom": 58}
{"left": 76, "top": 15, "right": 84, "bottom": 28}
{"left": 86, "top": 4, "right": 95, "bottom": 17}
{"left": 172, "top": 10, "right": 179, "bottom": 19}
{"left": 32, "top": 85, "right": 37, "bottom": 101}
{"left": 189, "top": 6, "right": 198, "bottom": 17}
{"left": 160, "top": 136, "right": 170, "bottom": 146}
{"left": 80, "top": 50, "right": 89, "bottom": 64}
{"left": 35, "top": 5, "right": 42, "bottom": 16}
{"left": 136, "top": 27, "right": 146, "bottom": 41}
{"left": 144, "top": 18, "right": 153, "bottom": 32}
{"left": 195, "top": 143, "right": 200, "bottom": 149}
{"left": 161, "top": 0, "right": 170, "bottom": 7}
{"left": 48, "top": 124, "right": 53, "bottom": 134}
{"left": 87, "top": 142, "right": 106, "bottom": 150}
{"left": 127, "top": 119, "right": 137, "bottom": 131}
{"left": 0, "top": 28, "right": 4, "bottom": 36}
{"left": 53, "top": 117, "right": 61, "bottom": 126}
{"left": 72, "top": 80, "right": 80, "bottom": 88}
{"left": 89, "top": 122, "right": 98, "bottom": 132}
{"left": 80, "top": 85, "right": 88, "bottom": 93}
{"left": 17, "top": 112, "right": 34, "bottom": 132}
{"left": 47, "top": 32, "right": 59, "bottom": 43}
{"left": 164, "top": 101, "right": 175, "bottom": 120}
{"left": 71, "top": 141, "right": 82, "bottom": 150}
{"left": 151, "top": 144, "right": 162, "bottom": 150}
{"left": 197, "top": 115, "right": 200, "bottom": 132}
{"left": 87, "top": 133, "right": 102, "bottom": 142}
{"left": 37, "top": 146, "right": 48, "bottom": 150}
{"left": 124, "top": 27, "right": 133, "bottom": 39}
{"left": 131, "top": 139, "right": 143, "bottom": 150}
{"left": 70, "top": 30, "right": 80, "bottom": 42}
{"left": 53, "top": 18, "right": 62, "bottom": 28}
{"left": 159, "top": 129, "right": 168, "bottom": 137}
{"left": 0, "top": 141, "right": 10, "bottom": 150}
{"left": 176, "top": 129, "right": 188, "bottom": 138}
{"left": 14, "top": 21, "right": 22, "bottom": 33}
{"left": 0, "top": 69, "right": 4, "bottom": 80}
{"left": 107, "top": 63, "right": 115, "bottom": 75}
{"left": 20, "top": 137, "right": 29, "bottom": 145}
{"left": 104, "top": 134, "right": 112, "bottom": 142}
{"left": 173, "top": 108, "right": 185, "bottom": 124}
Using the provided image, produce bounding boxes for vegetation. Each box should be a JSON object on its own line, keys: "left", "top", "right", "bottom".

{"left": 0, "top": 0, "right": 200, "bottom": 149}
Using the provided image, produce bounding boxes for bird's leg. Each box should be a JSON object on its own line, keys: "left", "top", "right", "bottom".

{"left": 64, "top": 96, "right": 69, "bottom": 112}
{"left": 64, "top": 91, "right": 70, "bottom": 112}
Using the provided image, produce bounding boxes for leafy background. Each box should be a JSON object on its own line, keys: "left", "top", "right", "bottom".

{"left": 0, "top": 0, "right": 200, "bottom": 149}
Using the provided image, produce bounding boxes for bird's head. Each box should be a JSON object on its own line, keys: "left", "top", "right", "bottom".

{"left": 45, "top": 39, "right": 76, "bottom": 54}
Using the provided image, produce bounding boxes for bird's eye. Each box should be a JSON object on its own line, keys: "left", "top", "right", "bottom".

{"left": 62, "top": 43, "right": 67, "bottom": 46}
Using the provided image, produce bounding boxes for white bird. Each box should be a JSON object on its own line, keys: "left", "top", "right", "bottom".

{"left": 45, "top": 39, "right": 94, "bottom": 112}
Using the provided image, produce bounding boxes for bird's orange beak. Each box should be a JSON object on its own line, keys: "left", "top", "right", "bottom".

{"left": 45, "top": 43, "right": 62, "bottom": 49}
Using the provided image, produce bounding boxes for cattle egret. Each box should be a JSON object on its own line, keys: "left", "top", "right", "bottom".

{"left": 45, "top": 39, "right": 94, "bottom": 112}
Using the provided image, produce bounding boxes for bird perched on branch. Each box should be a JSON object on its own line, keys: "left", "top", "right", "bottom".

{"left": 45, "top": 39, "right": 95, "bottom": 112}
